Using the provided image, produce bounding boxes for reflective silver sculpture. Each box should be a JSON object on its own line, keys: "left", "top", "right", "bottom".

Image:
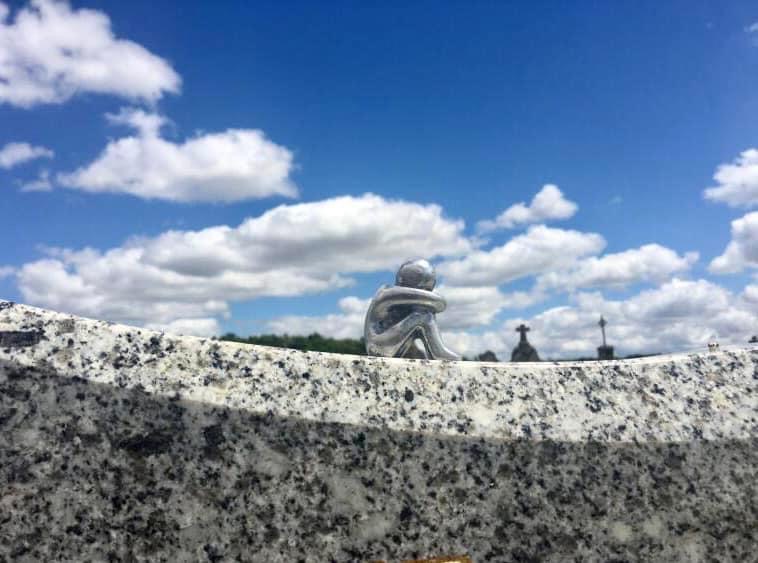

{"left": 364, "top": 258, "right": 460, "bottom": 360}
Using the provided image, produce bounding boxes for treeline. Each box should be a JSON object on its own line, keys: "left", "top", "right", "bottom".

{"left": 218, "top": 332, "right": 366, "bottom": 355}
{"left": 217, "top": 332, "right": 657, "bottom": 361}
{"left": 218, "top": 332, "right": 500, "bottom": 360}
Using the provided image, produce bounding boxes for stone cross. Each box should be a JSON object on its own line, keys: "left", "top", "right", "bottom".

{"left": 598, "top": 316, "right": 607, "bottom": 347}
{"left": 516, "top": 324, "right": 530, "bottom": 343}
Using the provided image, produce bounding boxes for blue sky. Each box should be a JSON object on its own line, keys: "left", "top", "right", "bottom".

{"left": 3, "top": 0, "right": 758, "bottom": 358}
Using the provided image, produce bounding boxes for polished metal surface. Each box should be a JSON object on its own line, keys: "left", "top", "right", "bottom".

{"left": 364, "top": 258, "right": 460, "bottom": 360}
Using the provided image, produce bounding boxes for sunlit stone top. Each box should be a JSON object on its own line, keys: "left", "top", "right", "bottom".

{"left": 1, "top": 301, "right": 754, "bottom": 443}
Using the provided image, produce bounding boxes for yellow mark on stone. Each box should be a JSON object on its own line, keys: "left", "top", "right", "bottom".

{"left": 370, "top": 557, "right": 472, "bottom": 563}
{"left": 642, "top": 515, "right": 664, "bottom": 539}
{"left": 610, "top": 520, "right": 633, "bottom": 542}
{"left": 467, "top": 404, "right": 497, "bottom": 428}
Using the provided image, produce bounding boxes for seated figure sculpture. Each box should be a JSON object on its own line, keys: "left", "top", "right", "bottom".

{"left": 364, "top": 258, "right": 460, "bottom": 360}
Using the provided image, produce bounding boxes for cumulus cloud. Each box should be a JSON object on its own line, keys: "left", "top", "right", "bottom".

{"left": 434, "top": 285, "right": 545, "bottom": 330}
{"left": 703, "top": 149, "right": 758, "bottom": 207}
{"left": 16, "top": 256, "right": 233, "bottom": 331}
{"left": 57, "top": 108, "right": 297, "bottom": 202}
{"left": 0, "top": 0, "right": 180, "bottom": 107}
{"left": 142, "top": 194, "right": 471, "bottom": 275}
{"left": 438, "top": 225, "right": 605, "bottom": 286}
{"left": 742, "top": 283, "right": 758, "bottom": 306}
{"left": 435, "top": 286, "right": 510, "bottom": 329}
{"left": 20, "top": 169, "right": 52, "bottom": 192}
{"left": 0, "top": 265, "right": 15, "bottom": 278}
{"left": 709, "top": 212, "right": 758, "bottom": 274}
{"left": 536, "top": 244, "right": 698, "bottom": 291}
{"left": 0, "top": 141, "right": 53, "bottom": 169}
{"left": 266, "top": 297, "right": 370, "bottom": 340}
{"left": 107, "top": 106, "right": 166, "bottom": 136}
{"left": 477, "top": 184, "right": 578, "bottom": 232}
{"left": 436, "top": 330, "right": 513, "bottom": 360}
{"left": 444, "top": 279, "right": 757, "bottom": 359}
{"left": 16, "top": 194, "right": 472, "bottom": 334}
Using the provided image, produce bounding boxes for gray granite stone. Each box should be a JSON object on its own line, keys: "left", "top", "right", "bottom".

{"left": 0, "top": 301, "right": 756, "bottom": 562}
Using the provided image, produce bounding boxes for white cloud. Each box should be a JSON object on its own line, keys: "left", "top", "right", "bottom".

{"left": 107, "top": 106, "right": 166, "bottom": 136}
{"left": 435, "top": 285, "right": 542, "bottom": 330}
{"left": 141, "top": 193, "right": 472, "bottom": 274}
{"left": 266, "top": 296, "right": 370, "bottom": 340}
{"left": 703, "top": 149, "right": 758, "bottom": 207}
{"left": 20, "top": 169, "right": 52, "bottom": 191}
{"left": 0, "top": 265, "right": 15, "bottom": 278}
{"left": 16, "top": 194, "right": 472, "bottom": 332}
{"left": 444, "top": 278, "right": 757, "bottom": 359}
{"left": 0, "top": 141, "right": 53, "bottom": 168}
{"left": 741, "top": 283, "right": 758, "bottom": 306}
{"left": 709, "top": 212, "right": 758, "bottom": 274}
{"left": 435, "top": 286, "right": 509, "bottom": 329}
{"left": 436, "top": 329, "right": 510, "bottom": 360}
{"left": 619, "top": 278, "right": 730, "bottom": 321}
{"left": 57, "top": 108, "right": 298, "bottom": 203}
{"left": 0, "top": 0, "right": 180, "bottom": 107}
{"left": 477, "top": 184, "right": 577, "bottom": 232}
{"left": 438, "top": 224, "right": 605, "bottom": 286}
{"left": 536, "top": 244, "right": 698, "bottom": 291}
{"left": 16, "top": 256, "right": 232, "bottom": 332}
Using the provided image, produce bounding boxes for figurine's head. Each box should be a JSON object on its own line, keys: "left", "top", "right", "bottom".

{"left": 396, "top": 258, "right": 436, "bottom": 290}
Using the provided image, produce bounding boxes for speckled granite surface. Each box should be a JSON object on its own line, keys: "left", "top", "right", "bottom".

{"left": 1, "top": 301, "right": 756, "bottom": 562}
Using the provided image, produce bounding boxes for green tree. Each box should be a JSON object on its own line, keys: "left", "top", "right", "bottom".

{"left": 219, "top": 332, "right": 366, "bottom": 355}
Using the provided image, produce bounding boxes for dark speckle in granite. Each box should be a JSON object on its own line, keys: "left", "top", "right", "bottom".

{"left": 0, "top": 330, "right": 44, "bottom": 348}
{"left": 118, "top": 430, "right": 174, "bottom": 456}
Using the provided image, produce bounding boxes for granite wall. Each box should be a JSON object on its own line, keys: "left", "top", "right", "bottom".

{"left": 1, "top": 301, "right": 756, "bottom": 562}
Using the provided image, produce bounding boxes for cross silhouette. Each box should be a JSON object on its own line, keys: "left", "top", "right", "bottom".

{"left": 598, "top": 316, "right": 607, "bottom": 347}
{"left": 515, "top": 324, "right": 530, "bottom": 342}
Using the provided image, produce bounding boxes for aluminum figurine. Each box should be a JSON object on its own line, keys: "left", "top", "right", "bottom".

{"left": 364, "top": 258, "right": 460, "bottom": 360}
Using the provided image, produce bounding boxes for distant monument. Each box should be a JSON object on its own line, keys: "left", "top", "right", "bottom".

{"left": 477, "top": 350, "right": 499, "bottom": 362}
{"left": 597, "top": 316, "right": 614, "bottom": 360}
{"left": 511, "top": 324, "right": 540, "bottom": 362}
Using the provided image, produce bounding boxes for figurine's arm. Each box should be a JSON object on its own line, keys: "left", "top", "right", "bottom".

{"left": 372, "top": 286, "right": 446, "bottom": 314}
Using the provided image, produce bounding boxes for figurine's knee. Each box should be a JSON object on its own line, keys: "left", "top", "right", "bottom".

{"left": 370, "top": 313, "right": 428, "bottom": 347}
{"left": 367, "top": 309, "right": 447, "bottom": 358}
{"left": 409, "top": 315, "right": 441, "bottom": 346}
{"left": 407, "top": 311, "right": 434, "bottom": 326}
